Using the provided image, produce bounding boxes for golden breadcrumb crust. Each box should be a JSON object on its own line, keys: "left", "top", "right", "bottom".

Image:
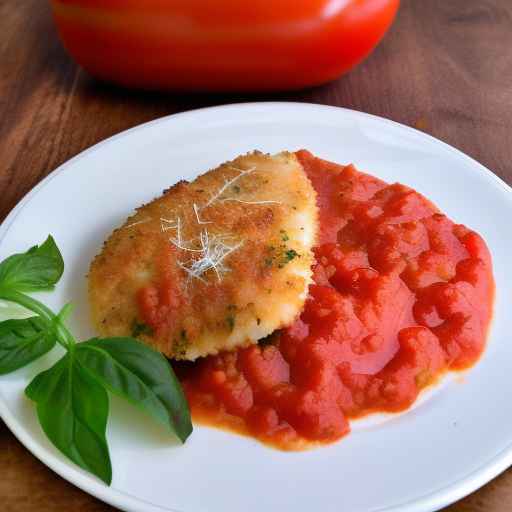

{"left": 88, "top": 151, "right": 318, "bottom": 360}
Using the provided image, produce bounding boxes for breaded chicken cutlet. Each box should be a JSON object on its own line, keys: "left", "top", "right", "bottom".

{"left": 88, "top": 152, "right": 318, "bottom": 360}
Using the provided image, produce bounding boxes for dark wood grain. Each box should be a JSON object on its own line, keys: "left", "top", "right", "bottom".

{"left": 1, "top": 1, "right": 511, "bottom": 510}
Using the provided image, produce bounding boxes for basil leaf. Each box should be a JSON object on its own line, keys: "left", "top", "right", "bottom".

{"left": 0, "top": 317, "right": 56, "bottom": 374}
{"left": 25, "top": 354, "right": 112, "bottom": 484}
{"left": 0, "top": 236, "right": 64, "bottom": 292}
{"left": 76, "top": 337, "right": 192, "bottom": 443}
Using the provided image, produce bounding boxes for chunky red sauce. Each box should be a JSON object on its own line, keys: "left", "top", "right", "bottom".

{"left": 174, "top": 150, "right": 494, "bottom": 449}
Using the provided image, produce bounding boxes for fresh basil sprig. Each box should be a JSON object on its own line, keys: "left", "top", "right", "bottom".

{"left": 0, "top": 317, "right": 56, "bottom": 374}
{"left": 75, "top": 338, "right": 192, "bottom": 442}
{"left": 26, "top": 353, "right": 112, "bottom": 484}
{"left": 0, "top": 236, "right": 192, "bottom": 484}
{"left": 0, "top": 236, "right": 64, "bottom": 292}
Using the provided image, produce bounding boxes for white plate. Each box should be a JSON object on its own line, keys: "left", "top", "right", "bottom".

{"left": 0, "top": 103, "right": 511, "bottom": 512}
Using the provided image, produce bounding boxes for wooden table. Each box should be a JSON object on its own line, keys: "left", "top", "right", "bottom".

{"left": 1, "top": 1, "right": 511, "bottom": 510}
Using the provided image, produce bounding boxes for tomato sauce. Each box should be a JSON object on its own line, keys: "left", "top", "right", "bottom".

{"left": 175, "top": 150, "right": 494, "bottom": 449}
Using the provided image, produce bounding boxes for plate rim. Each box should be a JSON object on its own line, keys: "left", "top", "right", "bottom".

{"left": 1, "top": 101, "right": 511, "bottom": 512}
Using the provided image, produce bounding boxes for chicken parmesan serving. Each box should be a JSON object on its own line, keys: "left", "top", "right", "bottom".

{"left": 89, "top": 151, "right": 318, "bottom": 360}
{"left": 89, "top": 150, "right": 494, "bottom": 450}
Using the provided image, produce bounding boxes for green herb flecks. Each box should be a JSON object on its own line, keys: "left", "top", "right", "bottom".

{"left": 283, "top": 249, "right": 298, "bottom": 263}
{"left": 0, "top": 236, "right": 192, "bottom": 485}
{"left": 173, "top": 329, "right": 189, "bottom": 358}
{"left": 225, "top": 305, "right": 236, "bottom": 332}
{"left": 226, "top": 315, "right": 235, "bottom": 331}
{"left": 263, "top": 241, "right": 300, "bottom": 270}
{"left": 131, "top": 320, "right": 154, "bottom": 338}
{"left": 280, "top": 230, "right": 290, "bottom": 242}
